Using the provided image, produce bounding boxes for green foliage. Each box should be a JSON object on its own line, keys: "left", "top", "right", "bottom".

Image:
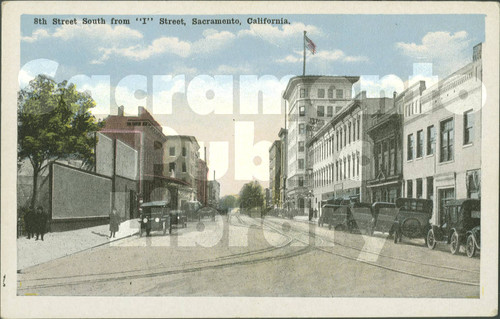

{"left": 18, "top": 74, "right": 104, "bottom": 207}
{"left": 238, "top": 181, "right": 264, "bottom": 209}
{"left": 219, "top": 195, "right": 238, "bottom": 209}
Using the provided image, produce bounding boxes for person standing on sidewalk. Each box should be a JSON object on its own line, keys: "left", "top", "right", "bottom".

{"left": 109, "top": 208, "right": 120, "bottom": 238}
{"left": 24, "top": 208, "right": 35, "bottom": 239}
{"left": 35, "top": 206, "right": 48, "bottom": 241}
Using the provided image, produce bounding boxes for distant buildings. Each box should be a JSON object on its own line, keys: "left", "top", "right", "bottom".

{"left": 278, "top": 128, "right": 288, "bottom": 209}
{"left": 269, "top": 140, "right": 281, "bottom": 208}
{"left": 208, "top": 179, "right": 220, "bottom": 208}
{"left": 196, "top": 158, "right": 208, "bottom": 206}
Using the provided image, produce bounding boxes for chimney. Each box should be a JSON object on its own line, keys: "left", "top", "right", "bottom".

{"left": 118, "top": 105, "right": 124, "bottom": 116}
{"left": 393, "top": 91, "right": 397, "bottom": 99}
{"left": 213, "top": 170, "right": 215, "bottom": 181}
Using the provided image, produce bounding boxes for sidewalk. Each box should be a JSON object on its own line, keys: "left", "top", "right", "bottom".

{"left": 17, "top": 219, "right": 140, "bottom": 271}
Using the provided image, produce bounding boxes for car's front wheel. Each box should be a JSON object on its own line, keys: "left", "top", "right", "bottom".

{"left": 427, "top": 229, "right": 436, "bottom": 250}
{"left": 466, "top": 234, "right": 476, "bottom": 258}
{"left": 450, "top": 231, "right": 460, "bottom": 255}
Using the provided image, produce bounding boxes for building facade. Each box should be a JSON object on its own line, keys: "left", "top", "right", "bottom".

{"left": 278, "top": 128, "right": 288, "bottom": 209}
{"left": 101, "top": 106, "right": 167, "bottom": 202}
{"left": 196, "top": 158, "right": 208, "bottom": 206}
{"left": 308, "top": 93, "right": 392, "bottom": 214}
{"left": 282, "top": 75, "right": 359, "bottom": 214}
{"left": 163, "top": 135, "right": 201, "bottom": 207}
{"left": 269, "top": 140, "right": 281, "bottom": 208}
{"left": 365, "top": 92, "right": 404, "bottom": 203}
{"left": 402, "top": 43, "right": 482, "bottom": 224}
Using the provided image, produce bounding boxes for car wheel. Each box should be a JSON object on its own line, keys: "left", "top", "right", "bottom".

{"left": 466, "top": 234, "right": 476, "bottom": 258}
{"left": 450, "top": 231, "right": 460, "bottom": 255}
{"left": 427, "top": 229, "right": 436, "bottom": 250}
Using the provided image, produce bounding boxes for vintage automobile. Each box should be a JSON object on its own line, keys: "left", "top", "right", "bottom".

{"left": 349, "top": 202, "right": 376, "bottom": 234}
{"left": 393, "top": 198, "right": 433, "bottom": 244}
{"left": 169, "top": 210, "right": 188, "bottom": 229}
{"left": 197, "top": 206, "right": 217, "bottom": 221}
{"left": 139, "top": 201, "right": 171, "bottom": 237}
{"left": 319, "top": 204, "right": 350, "bottom": 230}
{"left": 369, "top": 202, "right": 397, "bottom": 235}
{"left": 426, "top": 198, "right": 481, "bottom": 256}
{"left": 318, "top": 197, "right": 353, "bottom": 230}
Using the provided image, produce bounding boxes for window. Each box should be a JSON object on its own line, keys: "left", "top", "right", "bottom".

{"left": 317, "top": 89, "right": 325, "bottom": 98}
{"left": 182, "top": 162, "right": 187, "bottom": 172}
{"left": 328, "top": 88, "right": 334, "bottom": 99}
{"left": 427, "top": 177, "right": 434, "bottom": 200}
{"left": 299, "top": 123, "right": 305, "bottom": 134}
{"left": 464, "top": 110, "right": 474, "bottom": 145}
{"left": 357, "top": 115, "right": 361, "bottom": 139}
{"left": 169, "top": 162, "right": 176, "bottom": 173}
{"left": 407, "top": 180, "right": 413, "bottom": 198}
{"left": 416, "top": 178, "right": 423, "bottom": 198}
{"left": 154, "top": 141, "right": 162, "bottom": 150}
{"left": 348, "top": 123, "right": 352, "bottom": 144}
{"left": 438, "top": 188, "right": 455, "bottom": 224}
{"left": 298, "top": 159, "right": 304, "bottom": 169}
{"left": 299, "top": 106, "right": 305, "bottom": 116}
{"left": 407, "top": 134, "right": 414, "bottom": 160}
{"left": 327, "top": 106, "right": 333, "bottom": 117}
{"left": 169, "top": 147, "right": 175, "bottom": 156}
{"left": 440, "top": 118, "right": 454, "bottom": 162}
{"left": 317, "top": 105, "right": 324, "bottom": 117}
{"left": 356, "top": 153, "right": 360, "bottom": 176}
{"left": 182, "top": 147, "right": 187, "bottom": 156}
{"left": 353, "top": 120, "right": 356, "bottom": 140}
{"left": 427, "top": 125, "right": 435, "bottom": 155}
{"left": 298, "top": 176, "right": 304, "bottom": 187}
{"left": 300, "top": 88, "right": 307, "bottom": 98}
{"left": 466, "top": 169, "right": 480, "bottom": 199}
{"left": 416, "top": 130, "right": 424, "bottom": 158}
{"left": 336, "top": 89, "right": 343, "bottom": 99}
{"left": 389, "top": 138, "right": 396, "bottom": 175}
{"left": 298, "top": 141, "right": 304, "bottom": 152}
{"left": 344, "top": 125, "right": 347, "bottom": 146}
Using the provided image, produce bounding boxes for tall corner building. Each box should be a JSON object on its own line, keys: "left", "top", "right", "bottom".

{"left": 282, "top": 75, "right": 359, "bottom": 214}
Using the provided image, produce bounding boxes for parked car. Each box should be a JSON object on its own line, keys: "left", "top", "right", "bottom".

{"left": 169, "top": 210, "right": 188, "bottom": 229}
{"left": 350, "top": 202, "right": 376, "bottom": 234}
{"left": 370, "top": 202, "right": 397, "bottom": 236}
{"left": 426, "top": 198, "right": 481, "bottom": 256}
{"left": 139, "top": 201, "right": 171, "bottom": 237}
{"left": 319, "top": 204, "right": 351, "bottom": 230}
{"left": 393, "top": 198, "right": 433, "bottom": 244}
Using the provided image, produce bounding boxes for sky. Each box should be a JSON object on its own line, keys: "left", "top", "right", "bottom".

{"left": 19, "top": 14, "right": 485, "bottom": 196}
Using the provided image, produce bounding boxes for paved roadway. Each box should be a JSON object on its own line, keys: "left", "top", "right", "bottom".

{"left": 17, "top": 210, "right": 480, "bottom": 297}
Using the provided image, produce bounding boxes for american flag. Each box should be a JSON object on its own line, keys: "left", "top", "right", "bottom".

{"left": 305, "top": 35, "right": 316, "bottom": 54}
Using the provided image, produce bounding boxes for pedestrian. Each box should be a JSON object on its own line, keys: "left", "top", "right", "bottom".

{"left": 24, "top": 208, "right": 35, "bottom": 239}
{"left": 109, "top": 208, "right": 120, "bottom": 238}
{"left": 35, "top": 206, "right": 47, "bottom": 241}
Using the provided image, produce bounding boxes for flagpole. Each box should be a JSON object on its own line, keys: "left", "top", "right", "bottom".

{"left": 303, "top": 31, "right": 306, "bottom": 76}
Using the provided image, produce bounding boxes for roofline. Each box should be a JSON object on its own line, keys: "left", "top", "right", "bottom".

{"left": 282, "top": 75, "right": 360, "bottom": 100}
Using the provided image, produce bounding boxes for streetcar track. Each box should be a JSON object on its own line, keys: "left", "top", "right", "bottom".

{"left": 18, "top": 213, "right": 312, "bottom": 290}
{"left": 261, "top": 217, "right": 479, "bottom": 287}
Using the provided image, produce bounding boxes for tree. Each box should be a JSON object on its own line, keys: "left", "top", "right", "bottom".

{"left": 219, "top": 194, "right": 238, "bottom": 210}
{"left": 18, "top": 75, "right": 104, "bottom": 209}
{"left": 238, "top": 181, "right": 264, "bottom": 209}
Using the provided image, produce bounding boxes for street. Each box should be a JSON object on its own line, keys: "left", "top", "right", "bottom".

{"left": 17, "top": 211, "right": 480, "bottom": 297}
